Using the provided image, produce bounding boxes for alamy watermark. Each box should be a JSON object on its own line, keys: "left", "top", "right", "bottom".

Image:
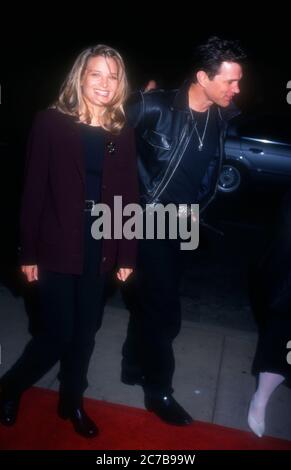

{"left": 89, "top": 197, "right": 199, "bottom": 250}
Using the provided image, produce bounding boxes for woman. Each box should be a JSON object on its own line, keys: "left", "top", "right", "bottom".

{"left": 0, "top": 44, "right": 138, "bottom": 438}
{"left": 248, "top": 189, "right": 291, "bottom": 437}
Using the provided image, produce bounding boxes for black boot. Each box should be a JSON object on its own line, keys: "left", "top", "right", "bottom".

{"left": 58, "top": 399, "right": 98, "bottom": 438}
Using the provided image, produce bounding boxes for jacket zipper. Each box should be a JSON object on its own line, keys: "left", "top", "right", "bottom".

{"left": 149, "top": 117, "right": 193, "bottom": 203}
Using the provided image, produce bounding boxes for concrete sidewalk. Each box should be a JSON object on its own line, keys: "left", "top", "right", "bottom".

{"left": 0, "top": 283, "right": 290, "bottom": 442}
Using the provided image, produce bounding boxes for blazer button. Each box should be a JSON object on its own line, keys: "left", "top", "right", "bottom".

{"left": 102, "top": 256, "right": 106, "bottom": 262}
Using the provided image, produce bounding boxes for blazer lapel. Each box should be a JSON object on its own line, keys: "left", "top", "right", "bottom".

{"left": 69, "top": 118, "right": 85, "bottom": 185}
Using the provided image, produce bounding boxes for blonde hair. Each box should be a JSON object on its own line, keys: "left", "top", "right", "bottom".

{"left": 54, "top": 44, "right": 129, "bottom": 134}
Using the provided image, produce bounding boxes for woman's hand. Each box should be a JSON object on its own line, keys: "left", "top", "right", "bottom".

{"left": 116, "top": 268, "right": 133, "bottom": 282}
{"left": 21, "top": 265, "right": 38, "bottom": 282}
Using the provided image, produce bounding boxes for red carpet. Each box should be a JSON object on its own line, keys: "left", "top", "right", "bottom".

{"left": 0, "top": 387, "right": 290, "bottom": 450}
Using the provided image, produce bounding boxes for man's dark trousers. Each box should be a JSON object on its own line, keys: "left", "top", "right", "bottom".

{"left": 122, "top": 235, "right": 183, "bottom": 396}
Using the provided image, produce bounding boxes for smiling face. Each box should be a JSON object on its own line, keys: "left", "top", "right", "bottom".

{"left": 204, "top": 61, "right": 243, "bottom": 107}
{"left": 81, "top": 55, "right": 119, "bottom": 110}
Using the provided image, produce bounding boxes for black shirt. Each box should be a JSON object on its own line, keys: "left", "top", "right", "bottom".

{"left": 79, "top": 123, "right": 105, "bottom": 202}
{"left": 160, "top": 107, "right": 219, "bottom": 205}
{"left": 79, "top": 123, "right": 106, "bottom": 275}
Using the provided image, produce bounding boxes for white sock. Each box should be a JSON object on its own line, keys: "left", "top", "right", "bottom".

{"left": 248, "top": 372, "right": 284, "bottom": 437}
{"left": 255, "top": 372, "right": 285, "bottom": 408}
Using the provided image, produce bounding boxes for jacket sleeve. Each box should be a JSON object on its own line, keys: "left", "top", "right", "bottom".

{"left": 116, "top": 128, "right": 139, "bottom": 269}
{"left": 19, "top": 112, "right": 50, "bottom": 265}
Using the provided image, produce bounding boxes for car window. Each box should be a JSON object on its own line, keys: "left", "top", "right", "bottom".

{"left": 228, "top": 115, "right": 291, "bottom": 145}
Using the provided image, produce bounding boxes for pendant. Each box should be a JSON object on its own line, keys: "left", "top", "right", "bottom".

{"left": 198, "top": 143, "right": 203, "bottom": 151}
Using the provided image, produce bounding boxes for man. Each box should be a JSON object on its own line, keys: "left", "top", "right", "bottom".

{"left": 122, "top": 36, "right": 246, "bottom": 425}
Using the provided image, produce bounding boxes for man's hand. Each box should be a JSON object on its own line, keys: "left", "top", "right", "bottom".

{"left": 116, "top": 268, "right": 133, "bottom": 282}
{"left": 21, "top": 265, "right": 38, "bottom": 282}
{"left": 144, "top": 80, "right": 158, "bottom": 92}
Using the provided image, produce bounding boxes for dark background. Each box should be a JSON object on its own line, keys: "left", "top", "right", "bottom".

{"left": 1, "top": 7, "right": 290, "bottom": 139}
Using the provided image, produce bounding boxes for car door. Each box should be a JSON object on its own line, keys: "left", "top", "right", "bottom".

{"left": 239, "top": 116, "right": 291, "bottom": 183}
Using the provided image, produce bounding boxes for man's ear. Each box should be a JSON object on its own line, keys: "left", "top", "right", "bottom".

{"left": 196, "top": 70, "right": 209, "bottom": 87}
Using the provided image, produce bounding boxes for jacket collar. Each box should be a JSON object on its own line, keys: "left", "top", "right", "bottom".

{"left": 218, "top": 101, "right": 241, "bottom": 122}
{"left": 173, "top": 80, "right": 191, "bottom": 112}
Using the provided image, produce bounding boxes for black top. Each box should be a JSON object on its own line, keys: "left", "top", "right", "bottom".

{"left": 160, "top": 108, "right": 219, "bottom": 205}
{"left": 79, "top": 123, "right": 106, "bottom": 202}
{"left": 79, "top": 123, "right": 106, "bottom": 275}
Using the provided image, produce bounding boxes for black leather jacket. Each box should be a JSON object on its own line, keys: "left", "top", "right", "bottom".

{"left": 127, "top": 81, "right": 240, "bottom": 213}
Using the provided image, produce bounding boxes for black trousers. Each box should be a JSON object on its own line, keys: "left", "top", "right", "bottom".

{"left": 122, "top": 237, "right": 182, "bottom": 396}
{"left": 1, "top": 269, "right": 106, "bottom": 405}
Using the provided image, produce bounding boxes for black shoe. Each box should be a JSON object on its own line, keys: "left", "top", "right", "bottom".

{"left": 145, "top": 394, "right": 193, "bottom": 426}
{"left": 0, "top": 390, "right": 20, "bottom": 426}
{"left": 58, "top": 403, "right": 99, "bottom": 438}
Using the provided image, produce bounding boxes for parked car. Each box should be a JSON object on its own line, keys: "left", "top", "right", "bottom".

{"left": 218, "top": 113, "right": 291, "bottom": 193}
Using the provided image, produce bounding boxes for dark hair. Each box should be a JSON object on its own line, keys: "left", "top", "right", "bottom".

{"left": 191, "top": 36, "right": 247, "bottom": 83}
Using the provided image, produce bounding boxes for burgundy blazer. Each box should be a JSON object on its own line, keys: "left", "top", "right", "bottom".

{"left": 20, "top": 109, "right": 139, "bottom": 274}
